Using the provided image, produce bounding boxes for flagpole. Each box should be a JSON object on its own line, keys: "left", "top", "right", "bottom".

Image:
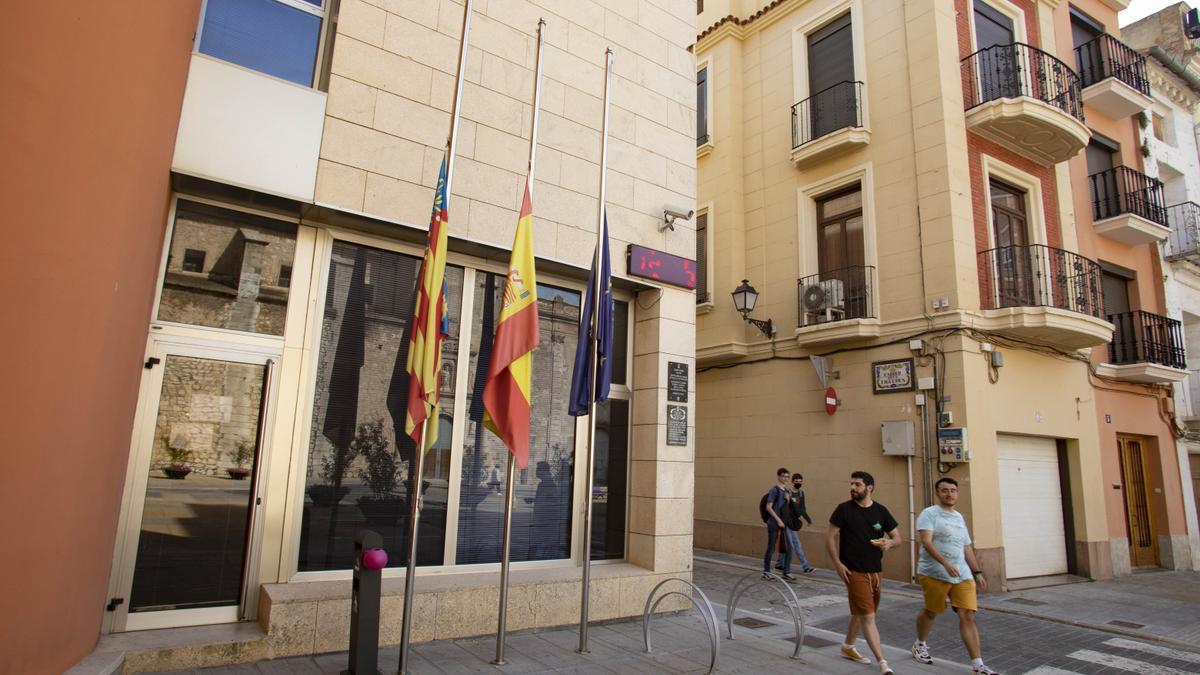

{"left": 578, "top": 47, "right": 613, "bottom": 656}
{"left": 492, "top": 17, "right": 546, "bottom": 667}
{"left": 399, "top": 0, "right": 473, "bottom": 672}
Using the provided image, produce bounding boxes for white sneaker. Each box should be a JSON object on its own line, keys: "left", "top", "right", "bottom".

{"left": 971, "top": 664, "right": 999, "bottom": 674}
{"left": 879, "top": 659, "right": 894, "bottom": 675}
{"left": 912, "top": 641, "right": 932, "bottom": 664}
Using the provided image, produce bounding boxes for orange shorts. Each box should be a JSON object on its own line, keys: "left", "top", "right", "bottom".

{"left": 845, "top": 571, "right": 882, "bottom": 616}
{"left": 918, "top": 575, "right": 978, "bottom": 613}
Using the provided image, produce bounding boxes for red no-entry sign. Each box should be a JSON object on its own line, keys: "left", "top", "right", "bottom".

{"left": 825, "top": 387, "right": 838, "bottom": 415}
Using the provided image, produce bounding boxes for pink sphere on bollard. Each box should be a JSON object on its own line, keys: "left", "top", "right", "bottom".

{"left": 362, "top": 547, "right": 388, "bottom": 570}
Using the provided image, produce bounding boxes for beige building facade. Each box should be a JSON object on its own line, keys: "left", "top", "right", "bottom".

{"left": 694, "top": 0, "right": 1194, "bottom": 589}
{"left": 52, "top": 0, "right": 700, "bottom": 672}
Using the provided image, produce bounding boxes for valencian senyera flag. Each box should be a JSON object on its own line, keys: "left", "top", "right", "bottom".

{"left": 405, "top": 156, "right": 452, "bottom": 449}
{"left": 568, "top": 210, "right": 613, "bottom": 416}
{"left": 482, "top": 181, "right": 540, "bottom": 469}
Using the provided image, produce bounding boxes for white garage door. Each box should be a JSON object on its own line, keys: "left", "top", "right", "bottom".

{"left": 998, "top": 434, "right": 1069, "bottom": 578}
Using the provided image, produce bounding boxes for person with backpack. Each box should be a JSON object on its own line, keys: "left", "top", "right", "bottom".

{"left": 761, "top": 467, "right": 796, "bottom": 581}
{"left": 775, "top": 473, "right": 815, "bottom": 573}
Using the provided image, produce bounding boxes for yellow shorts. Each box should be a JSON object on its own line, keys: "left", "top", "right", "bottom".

{"left": 918, "top": 575, "right": 977, "bottom": 614}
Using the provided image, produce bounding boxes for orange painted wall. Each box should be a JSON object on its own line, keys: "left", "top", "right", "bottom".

{"left": 1056, "top": 0, "right": 1186, "bottom": 550}
{"left": 0, "top": 2, "right": 199, "bottom": 672}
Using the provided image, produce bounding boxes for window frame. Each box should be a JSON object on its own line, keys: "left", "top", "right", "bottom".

{"left": 796, "top": 162, "right": 878, "bottom": 320}
{"left": 967, "top": 0, "right": 1027, "bottom": 53}
{"left": 790, "top": 0, "right": 870, "bottom": 135}
{"left": 193, "top": 0, "right": 332, "bottom": 90}
{"left": 697, "top": 58, "right": 714, "bottom": 155}
{"left": 149, "top": 195, "right": 306, "bottom": 348}
{"left": 281, "top": 226, "right": 635, "bottom": 581}
{"left": 695, "top": 204, "right": 714, "bottom": 311}
{"left": 981, "top": 154, "right": 1047, "bottom": 249}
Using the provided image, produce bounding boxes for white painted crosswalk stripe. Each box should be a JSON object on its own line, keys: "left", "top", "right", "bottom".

{"left": 1022, "top": 667, "right": 1081, "bottom": 674}
{"left": 1065, "top": 648, "right": 1192, "bottom": 675}
{"left": 1102, "top": 637, "right": 1200, "bottom": 665}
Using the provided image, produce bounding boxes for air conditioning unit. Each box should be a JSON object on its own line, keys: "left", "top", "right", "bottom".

{"left": 801, "top": 278, "right": 845, "bottom": 325}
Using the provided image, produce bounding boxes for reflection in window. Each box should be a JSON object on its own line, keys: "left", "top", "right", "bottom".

{"left": 592, "top": 398, "right": 629, "bottom": 560}
{"left": 457, "top": 276, "right": 581, "bottom": 564}
{"left": 197, "top": 0, "right": 323, "bottom": 87}
{"left": 158, "top": 200, "right": 297, "bottom": 336}
{"left": 298, "top": 240, "right": 464, "bottom": 571}
{"left": 278, "top": 265, "right": 293, "bottom": 288}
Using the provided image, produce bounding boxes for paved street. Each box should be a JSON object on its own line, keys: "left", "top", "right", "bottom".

{"left": 149, "top": 550, "right": 1200, "bottom": 675}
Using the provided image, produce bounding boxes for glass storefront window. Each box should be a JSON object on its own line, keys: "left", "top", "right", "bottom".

{"left": 298, "top": 240, "right": 464, "bottom": 571}
{"left": 592, "top": 398, "right": 629, "bottom": 560}
{"left": 158, "top": 200, "right": 297, "bottom": 336}
{"left": 456, "top": 277, "right": 581, "bottom": 564}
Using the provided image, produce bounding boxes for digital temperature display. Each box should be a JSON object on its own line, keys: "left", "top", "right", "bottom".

{"left": 626, "top": 244, "right": 697, "bottom": 290}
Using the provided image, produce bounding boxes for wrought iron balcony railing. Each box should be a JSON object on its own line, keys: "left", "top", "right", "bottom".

{"left": 797, "top": 265, "right": 875, "bottom": 327}
{"left": 1108, "top": 310, "right": 1186, "bottom": 369}
{"left": 1165, "top": 202, "right": 1200, "bottom": 261}
{"left": 978, "top": 244, "right": 1103, "bottom": 318}
{"left": 791, "top": 80, "right": 864, "bottom": 149}
{"left": 1075, "top": 33, "right": 1151, "bottom": 95}
{"left": 1089, "top": 165, "right": 1168, "bottom": 225}
{"left": 962, "top": 43, "right": 1085, "bottom": 122}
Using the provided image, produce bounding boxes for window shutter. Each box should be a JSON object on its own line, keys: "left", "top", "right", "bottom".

{"left": 697, "top": 67, "right": 708, "bottom": 145}
{"left": 696, "top": 213, "right": 708, "bottom": 303}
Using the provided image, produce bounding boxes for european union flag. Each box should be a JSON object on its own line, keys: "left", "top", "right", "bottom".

{"left": 569, "top": 212, "right": 613, "bottom": 416}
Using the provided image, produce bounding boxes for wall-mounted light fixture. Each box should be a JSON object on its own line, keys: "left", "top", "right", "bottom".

{"left": 731, "top": 279, "right": 775, "bottom": 338}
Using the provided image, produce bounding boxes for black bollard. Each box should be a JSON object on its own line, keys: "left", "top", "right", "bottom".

{"left": 344, "top": 530, "right": 386, "bottom": 675}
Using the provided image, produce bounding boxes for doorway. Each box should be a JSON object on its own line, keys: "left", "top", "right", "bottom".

{"left": 1117, "top": 436, "right": 1159, "bottom": 568}
{"left": 108, "top": 341, "right": 274, "bottom": 631}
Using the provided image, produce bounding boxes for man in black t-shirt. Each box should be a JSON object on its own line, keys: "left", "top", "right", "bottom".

{"left": 825, "top": 471, "right": 901, "bottom": 675}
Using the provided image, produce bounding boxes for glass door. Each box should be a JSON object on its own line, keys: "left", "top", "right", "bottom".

{"left": 110, "top": 341, "right": 274, "bottom": 631}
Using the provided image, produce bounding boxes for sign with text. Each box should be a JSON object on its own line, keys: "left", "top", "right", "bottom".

{"left": 667, "top": 405, "right": 688, "bottom": 446}
{"left": 668, "top": 361, "right": 689, "bottom": 402}
{"left": 872, "top": 358, "right": 915, "bottom": 394}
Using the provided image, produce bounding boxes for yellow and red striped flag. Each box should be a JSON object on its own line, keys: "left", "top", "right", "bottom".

{"left": 405, "top": 157, "right": 451, "bottom": 450}
{"left": 482, "top": 181, "right": 540, "bottom": 469}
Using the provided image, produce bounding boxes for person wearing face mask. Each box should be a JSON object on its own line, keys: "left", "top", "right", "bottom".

{"left": 774, "top": 473, "right": 815, "bottom": 573}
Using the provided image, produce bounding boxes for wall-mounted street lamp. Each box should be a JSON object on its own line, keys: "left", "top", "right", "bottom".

{"left": 731, "top": 279, "right": 775, "bottom": 338}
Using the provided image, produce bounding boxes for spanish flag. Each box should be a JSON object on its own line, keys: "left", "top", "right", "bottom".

{"left": 405, "top": 157, "right": 451, "bottom": 450}
{"left": 482, "top": 181, "right": 539, "bottom": 469}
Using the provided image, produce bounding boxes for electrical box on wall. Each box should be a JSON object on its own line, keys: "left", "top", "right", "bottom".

{"left": 937, "top": 427, "right": 970, "bottom": 462}
{"left": 881, "top": 420, "right": 916, "bottom": 456}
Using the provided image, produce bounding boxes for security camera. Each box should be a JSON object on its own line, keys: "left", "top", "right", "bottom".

{"left": 661, "top": 207, "right": 695, "bottom": 232}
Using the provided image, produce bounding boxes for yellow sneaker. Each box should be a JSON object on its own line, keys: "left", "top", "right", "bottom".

{"left": 840, "top": 645, "right": 871, "bottom": 664}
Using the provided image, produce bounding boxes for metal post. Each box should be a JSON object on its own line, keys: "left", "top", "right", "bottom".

{"left": 398, "top": 4, "right": 473, "bottom": 671}
{"left": 398, "top": 420, "right": 428, "bottom": 675}
{"left": 492, "top": 452, "right": 518, "bottom": 665}
{"left": 345, "top": 530, "right": 384, "bottom": 675}
{"left": 578, "top": 47, "right": 614, "bottom": 655}
{"left": 493, "top": 18, "right": 546, "bottom": 666}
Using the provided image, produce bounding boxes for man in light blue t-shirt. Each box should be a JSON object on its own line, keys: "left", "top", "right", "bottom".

{"left": 910, "top": 477, "right": 996, "bottom": 675}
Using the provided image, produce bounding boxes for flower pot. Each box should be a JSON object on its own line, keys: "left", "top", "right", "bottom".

{"left": 162, "top": 465, "right": 191, "bottom": 480}
{"left": 226, "top": 467, "right": 251, "bottom": 480}
{"left": 356, "top": 495, "right": 407, "bottom": 527}
{"left": 307, "top": 484, "right": 351, "bottom": 507}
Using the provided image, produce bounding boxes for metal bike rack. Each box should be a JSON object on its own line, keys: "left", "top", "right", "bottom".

{"left": 725, "top": 571, "right": 805, "bottom": 659}
{"left": 642, "top": 577, "right": 721, "bottom": 675}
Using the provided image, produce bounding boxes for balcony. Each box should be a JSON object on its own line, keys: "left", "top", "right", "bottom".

{"left": 1166, "top": 202, "right": 1200, "bottom": 262}
{"left": 962, "top": 43, "right": 1090, "bottom": 166}
{"left": 1096, "top": 311, "right": 1188, "bottom": 383}
{"left": 794, "top": 266, "right": 879, "bottom": 345}
{"left": 791, "top": 81, "right": 869, "bottom": 167}
{"left": 1075, "top": 34, "right": 1153, "bottom": 119}
{"left": 1089, "top": 166, "right": 1170, "bottom": 245}
{"left": 977, "top": 244, "right": 1113, "bottom": 348}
